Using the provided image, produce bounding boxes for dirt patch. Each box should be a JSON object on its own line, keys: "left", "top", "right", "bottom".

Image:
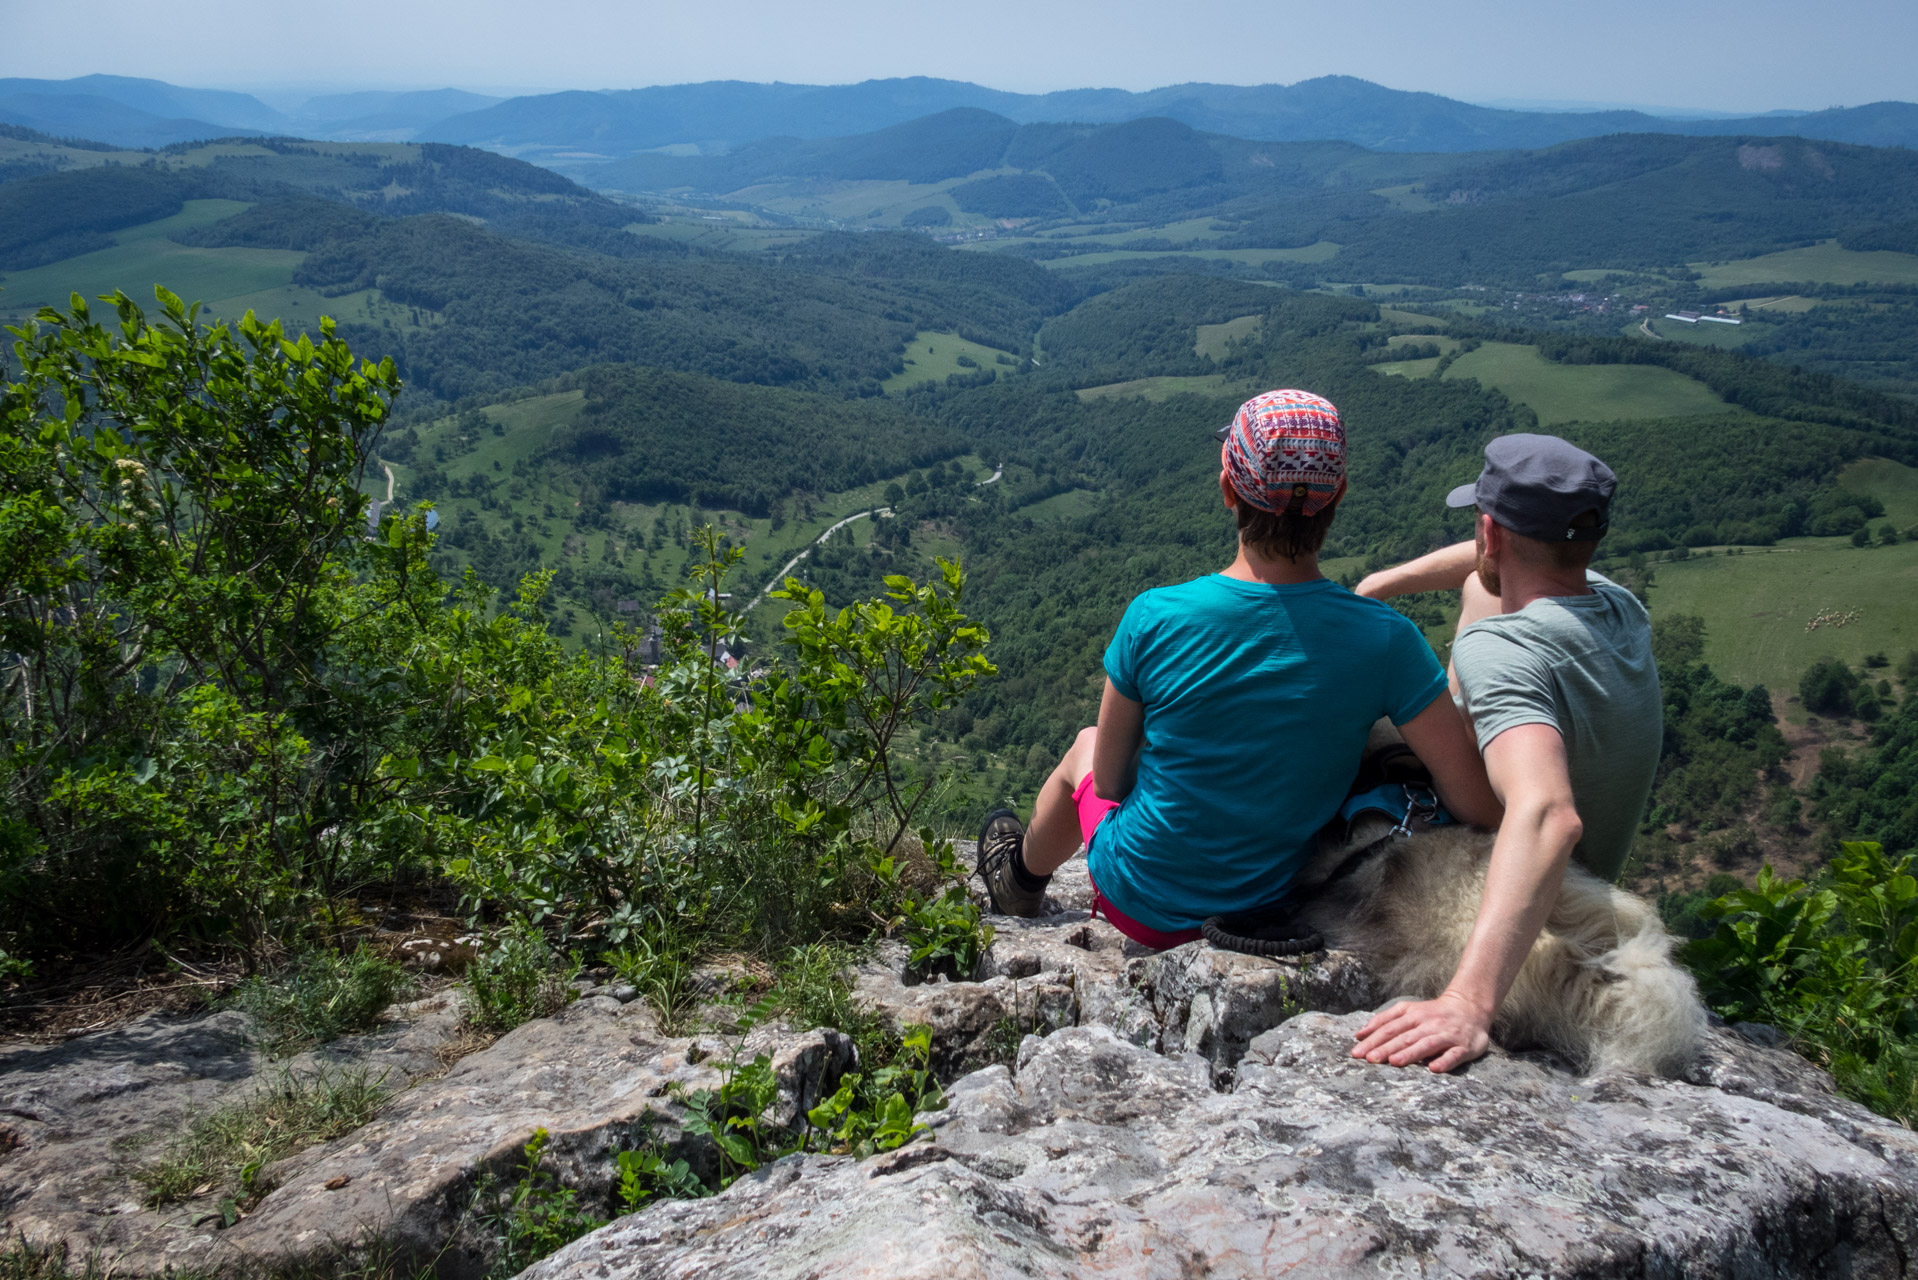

{"left": 1774, "top": 690, "right": 1869, "bottom": 788}
{"left": 0, "top": 946, "right": 239, "bottom": 1044}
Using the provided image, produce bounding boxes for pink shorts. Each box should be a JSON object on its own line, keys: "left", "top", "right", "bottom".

{"left": 1072, "top": 772, "right": 1204, "bottom": 951}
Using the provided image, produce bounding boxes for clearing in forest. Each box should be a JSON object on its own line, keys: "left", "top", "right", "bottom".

{"left": 1442, "top": 342, "right": 1732, "bottom": 424}
{"left": 1648, "top": 537, "right": 1918, "bottom": 692}
{"left": 882, "top": 332, "right": 1019, "bottom": 394}
{"left": 1690, "top": 241, "right": 1918, "bottom": 289}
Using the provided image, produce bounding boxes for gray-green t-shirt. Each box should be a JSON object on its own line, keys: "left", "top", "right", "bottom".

{"left": 1451, "top": 571, "right": 1662, "bottom": 881}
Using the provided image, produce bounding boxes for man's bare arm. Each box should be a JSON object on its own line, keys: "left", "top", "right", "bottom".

{"left": 1355, "top": 540, "right": 1477, "bottom": 600}
{"left": 1351, "top": 722, "right": 1582, "bottom": 1072}
{"left": 1091, "top": 679, "right": 1144, "bottom": 802}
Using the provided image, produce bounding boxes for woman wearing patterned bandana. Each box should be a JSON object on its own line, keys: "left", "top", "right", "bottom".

{"left": 976, "top": 389, "right": 1502, "bottom": 948}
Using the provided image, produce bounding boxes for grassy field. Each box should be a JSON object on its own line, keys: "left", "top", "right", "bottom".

{"left": 1075, "top": 374, "right": 1252, "bottom": 403}
{"left": 1374, "top": 356, "right": 1444, "bottom": 378}
{"left": 0, "top": 196, "right": 447, "bottom": 340}
{"left": 883, "top": 331, "right": 1019, "bottom": 393}
{"left": 1839, "top": 457, "right": 1918, "bottom": 527}
{"left": 1648, "top": 539, "right": 1918, "bottom": 690}
{"left": 1194, "top": 314, "right": 1261, "bottom": 360}
{"left": 1016, "top": 488, "right": 1103, "bottom": 520}
{"left": 1387, "top": 333, "right": 1460, "bottom": 353}
{"left": 1443, "top": 341, "right": 1733, "bottom": 423}
{"left": 1691, "top": 241, "right": 1918, "bottom": 289}
{"left": 1378, "top": 307, "right": 1445, "bottom": 326}
{"left": 0, "top": 201, "right": 307, "bottom": 319}
{"left": 1724, "top": 294, "right": 1821, "bottom": 314}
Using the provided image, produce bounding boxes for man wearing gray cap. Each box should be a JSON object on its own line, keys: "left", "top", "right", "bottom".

{"left": 1348, "top": 434, "right": 1662, "bottom": 1073}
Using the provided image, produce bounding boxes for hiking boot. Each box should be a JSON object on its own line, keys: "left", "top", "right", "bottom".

{"left": 976, "top": 808, "right": 1046, "bottom": 917}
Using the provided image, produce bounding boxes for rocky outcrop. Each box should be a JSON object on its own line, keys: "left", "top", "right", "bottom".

{"left": 521, "top": 1015, "right": 1918, "bottom": 1279}
{"left": 9, "top": 858, "right": 1918, "bottom": 1278}
{"left": 0, "top": 991, "right": 465, "bottom": 1270}
{"left": 0, "top": 989, "right": 850, "bottom": 1277}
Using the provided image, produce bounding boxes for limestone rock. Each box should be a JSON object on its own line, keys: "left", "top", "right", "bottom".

{"left": 521, "top": 1016, "right": 1918, "bottom": 1279}
{"left": 0, "top": 990, "right": 465, "bottom": 1270}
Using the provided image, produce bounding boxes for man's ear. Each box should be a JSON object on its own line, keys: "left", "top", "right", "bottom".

{"left": 1219, "top": 469, "right": 1238, "bottom": 510}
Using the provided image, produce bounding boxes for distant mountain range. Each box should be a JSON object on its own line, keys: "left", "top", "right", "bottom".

{"left": 4, "top": 72, "right": 1916, "bottom": 157}
{"left": 0, "top": 76, "right": 500, "bottom": 147}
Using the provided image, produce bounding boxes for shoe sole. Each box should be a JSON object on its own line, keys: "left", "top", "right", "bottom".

{"left": 976, "top": 807, "right": 1021, "bottom": 877}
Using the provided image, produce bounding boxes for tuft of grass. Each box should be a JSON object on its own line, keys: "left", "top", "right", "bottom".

{"left": 135, "top": 1064, "right": 389, "bottom": 1207}
{"left": 0, "top": 1242, "right": 125, "bottom": 1280}
{"left": 464, "top": 924, "right": 578, "bottom": 1034}
{"left": 234, "top": 947, "right": 413, "bottom": 1057}
{"left": 604, "top": 936, "right": 697, "bottom": 1035}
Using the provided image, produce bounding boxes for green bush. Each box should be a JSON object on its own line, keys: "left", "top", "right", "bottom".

{"left": 1686, "top": 841, "right": 1918, "bottom": 1125}
{"left": 233, "top": 947, "right": 413, "bottom": 1057}
{"left": 464, "top": 924, "right": 579, "bottom": 1033}
{"left": 1800, "top": 656, "right": 1859, "bottom": 717}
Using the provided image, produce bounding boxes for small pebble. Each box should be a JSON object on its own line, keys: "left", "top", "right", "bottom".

{"left": 608, "top": 984, "right": 639, "bottom": 1003}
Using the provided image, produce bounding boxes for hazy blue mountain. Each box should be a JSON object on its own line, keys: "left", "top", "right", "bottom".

{"left": 423, "top": 74, "right": 1918, "bottom": 158}
{"left": 0, "top": 75, "right": 282, "bottom": 131}
{"left": 0, "top": 92, "right": 234, "bottom": 149}
{"left": 289, "top": 88, "right": 504, "bottom": 140}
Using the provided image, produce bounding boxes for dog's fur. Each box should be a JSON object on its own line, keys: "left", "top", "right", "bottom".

{"left": 1295, "top": 816, "right": 1707, "bottom": 1077}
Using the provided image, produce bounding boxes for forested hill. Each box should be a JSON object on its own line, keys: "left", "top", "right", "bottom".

{"left": 0, "top": 138, "right": 635, "bottom": 271}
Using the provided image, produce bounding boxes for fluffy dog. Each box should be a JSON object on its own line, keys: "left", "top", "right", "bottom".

{"left": 1295, "top": 815, "right": 1707, "bottom": 1077}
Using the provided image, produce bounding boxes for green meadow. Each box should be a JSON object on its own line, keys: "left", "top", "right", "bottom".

{"left": 1691, "top": 241, "right": 1918, "bottom": 288}
{"left": 1075, "top": 374, "right": 1252, "bottom": 403}
{"left": 1442, "top": 341, "right": 1733, "bottom": 423}
{"left": 1647, "top": 539, "right": 1918, "bottom": 691}
{"left": 882, "top": 331, "right": 1020, "bottom": 393}
{"left": 0, "top": 200, "right": 301, "bottom": 318}
{"left": 0, "top": 198, "right": 427, "bottom": 339}
{"left": 1193, "top": 313, "right": 1262, "bottom": 360}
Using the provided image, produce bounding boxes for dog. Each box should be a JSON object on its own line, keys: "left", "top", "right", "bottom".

{"left": 1293, "top": 810, "right": 1706, "bottom": 1079}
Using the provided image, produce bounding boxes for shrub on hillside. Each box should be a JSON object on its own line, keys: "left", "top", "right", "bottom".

{"left": 1800, "top": 657, "right": 1860, "bottom": 717}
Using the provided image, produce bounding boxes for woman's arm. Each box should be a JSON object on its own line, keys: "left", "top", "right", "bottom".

{"left": 1395, "top": 692, "right": 1503, "bottom": 828}
{"left": 1092, "top": 679, "right": 1145, "bottom": 802}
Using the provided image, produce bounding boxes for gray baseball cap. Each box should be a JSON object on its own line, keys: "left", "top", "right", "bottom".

{"left": 1445, "top": 434, "right": 1616, "bottom": 543}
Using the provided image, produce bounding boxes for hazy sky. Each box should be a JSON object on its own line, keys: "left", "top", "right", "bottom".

{"left": 5, "top": 0, "right": 1913, "bottom": 113}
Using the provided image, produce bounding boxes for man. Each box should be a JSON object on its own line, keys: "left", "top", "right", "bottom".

{"left": 1350, "top": 434, "right": 1662, "bottom": 1072}
{"left": 976, "top": 390, "right": 1502, "bottom": 948}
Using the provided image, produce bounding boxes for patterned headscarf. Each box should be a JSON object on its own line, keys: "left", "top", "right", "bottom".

{"left": 1220, "top": 389, "right": 1346, "bottom": 516}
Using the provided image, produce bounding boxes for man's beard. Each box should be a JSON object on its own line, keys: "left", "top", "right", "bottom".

{"left": 1475, "top": 530, "right": 1501, "bottom": 596}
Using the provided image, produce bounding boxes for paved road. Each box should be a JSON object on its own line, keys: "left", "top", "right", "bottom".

{"left": 978, "top": 466, "right": 1003, "bottom": 486}
{"left": 1639, "top": 319, "right": 1667, "bottom": 341}
{"left": 747, "top": 508, "right": 892, "bottom": 610}
{"left": 381, "top": 461, "right": 397, "bottom": 501}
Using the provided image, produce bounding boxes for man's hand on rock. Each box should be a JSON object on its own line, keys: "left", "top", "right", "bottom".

{"left": 1351, "top": 991, "right": 1491, "bottom": 1073}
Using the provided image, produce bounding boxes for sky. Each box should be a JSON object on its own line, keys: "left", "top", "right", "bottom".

{"left": 4, "top": 0, "right": 1914, "bottom": 114}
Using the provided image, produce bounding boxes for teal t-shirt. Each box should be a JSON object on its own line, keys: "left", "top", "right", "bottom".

{"left": 1090, "top": 574, "right": 1448, "bottom": 933}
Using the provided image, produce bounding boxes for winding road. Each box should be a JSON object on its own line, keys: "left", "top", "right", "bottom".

{"left": 743, "top": 464, "right": 1001, "bottom": 610}
{"left": 747, "top": 508, "right": 892, "bottom": 610}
